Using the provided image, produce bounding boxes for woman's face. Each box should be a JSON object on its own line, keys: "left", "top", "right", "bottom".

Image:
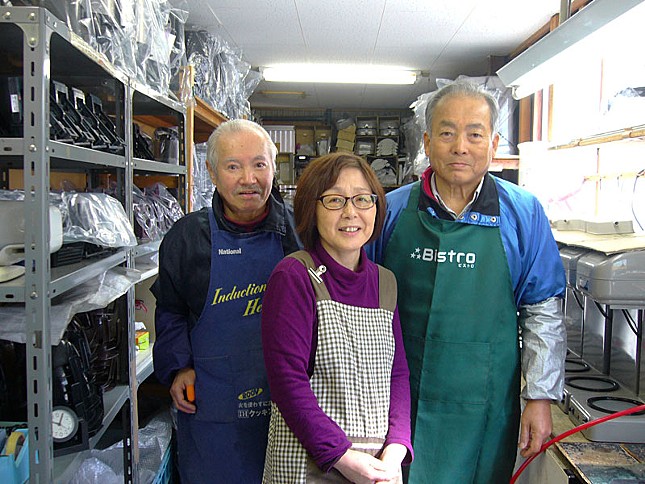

{"left": 316, "top": 167, "right": 376, "bottom": 271}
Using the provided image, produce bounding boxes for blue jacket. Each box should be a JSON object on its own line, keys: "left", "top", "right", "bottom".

{"left": 368, "top": 173, "right": 565, "bottom": 306}
{"left": 367, "top": 171, "right": 567, "bottom": 400}
{"left": 152, "top": 186, "right": 301, "bottom": 385}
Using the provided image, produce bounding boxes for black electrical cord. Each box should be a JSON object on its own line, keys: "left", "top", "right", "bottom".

{"left": 594, "top": 301, "right": 609, "bottom": 319}
{"left": 621, "top": 309, "right": 642, "bottom": 338}
{"left": 572, "top": 288, "right": 584, "bottom": 311}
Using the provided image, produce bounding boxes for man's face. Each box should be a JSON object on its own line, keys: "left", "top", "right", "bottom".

{"left": 424, "top": 94, "right": 499, "bottom": 193}
{"left": 209, "top": 130, "right": 275, "bottom": 223}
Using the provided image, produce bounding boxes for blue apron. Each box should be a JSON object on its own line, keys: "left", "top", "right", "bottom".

{"left": 176, "top": 209, "right": 284, "bottom": 483}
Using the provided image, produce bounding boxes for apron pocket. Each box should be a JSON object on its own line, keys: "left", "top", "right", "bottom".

{"left": 231, "top": 348, "right": 267, "bottom": 392}
{"left": 231, "top": 348, "right": 271, "bottom": 416}
{"left": 193, "top": 355, "right": 237, "bottom": 423}
{"left": 418, "top": 337, "right": 490, "bottom": 404}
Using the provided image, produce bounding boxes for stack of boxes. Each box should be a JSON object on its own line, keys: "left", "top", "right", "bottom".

{"left": 335, "top": 124, "right": 356, "bottom": 153}
{"left": 295, "top": 127, "right": 316, "bottom": 156}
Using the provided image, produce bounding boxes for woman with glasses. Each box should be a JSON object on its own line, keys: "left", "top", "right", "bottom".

{"left": 261, "top": 152, "right": 413, "bottom": 483}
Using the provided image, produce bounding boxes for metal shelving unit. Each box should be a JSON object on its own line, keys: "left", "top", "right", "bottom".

{"left": 0, "top": 6, "right": 186, "bottom": 482}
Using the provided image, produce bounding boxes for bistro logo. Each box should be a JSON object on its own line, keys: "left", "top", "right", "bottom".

{"left": 410, "top": 247, "right": 476, "bottom": 269}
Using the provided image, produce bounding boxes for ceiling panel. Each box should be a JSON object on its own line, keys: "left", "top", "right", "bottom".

{"left": 383, "top": 0, "right": 477, "bottom": 13}
{"left": 212, "top": 6, "right": 303, "bottom": 45}
{"left": 237, "top": 45, "right": 308, "bottom": 66}
{"left": 295, "top": 1, "right": 386, "bottom": 32}
{"left": 179, "top": 0, "right": 564, "bottom": 110}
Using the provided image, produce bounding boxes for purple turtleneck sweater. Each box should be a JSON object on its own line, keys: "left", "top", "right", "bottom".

{"left": 261, "top": 242, "right": 413, "bottom": 472}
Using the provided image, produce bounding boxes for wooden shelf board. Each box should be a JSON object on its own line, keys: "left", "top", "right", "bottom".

{"left": 192, "top": 97, "right": 227, "bottom": 143}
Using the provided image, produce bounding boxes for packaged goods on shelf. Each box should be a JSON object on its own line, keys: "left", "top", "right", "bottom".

{"left": 0, "top": 266, "right": 140, "bottom": 345}
{"left": 69, "top": 410, "right": 173, "bottom": 484}
{"left": 133, "top": 184, "right": 184, "bottom": 242}
{"left": 11, "top": 0, "right": 188, "bottom": 98}
{"left": 61, "top": 192, "right": 137, "bottom": 248}
{"left": 0, "top": 7, "right": 188, "bottom": 480}
{"left": 154, "top": 127, "right": 180, "bottom": 164}
{"left": 336, "top": 138, "right": 355, "bottom": 152}
{"left": 133, "top": 124, "right": 155, "bottom": 160}
{"left": 337, "top": 126, "right": 357, "bottom": 142}
{"left": 356, "top": 139, "right": 375, "bottom": 155}
{"left": 370, "top": 158, "right": 398, "bottom": 186}
{"left": 136, "top": 330, "right": 150, "bottom": 350}
{"left": 190, "top": 143, "right": 215, "bottom": 211}
{"left": 44, "top": 80, "right": 125, "bottom": 154}
{"left": 0, "top": 196, "right": 63, "bottom": 281}
{"left": 186, "top": 30, "right": 261, "bottom": 120}
{"left": 376, "top": 138, "right": 398, "bottom": 156}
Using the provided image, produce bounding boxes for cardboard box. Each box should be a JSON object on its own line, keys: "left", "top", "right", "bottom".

{"left": 295, "top": 128, "right": 315, "bottom": 145}
{"left": 276, "top": 153, "right": 293, "bottom": 184}
{"left": 337, "top": 128, "right": 356, "bottom": 142}
{"left": 335, "top": 139, "right": 355, "bottom": 152}
{"left": 136, "top": 330, "right": 150, "bottom": 350}
{"left": 315, "top": 128, "right": 331, "bottom": 141}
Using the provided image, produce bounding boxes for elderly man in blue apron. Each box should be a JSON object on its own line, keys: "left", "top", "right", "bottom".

{"left": 152, "top": 119, "right": 301, "bottom": 483}
{"left": 368, "top": 80, "right": 566, "bottom": 483}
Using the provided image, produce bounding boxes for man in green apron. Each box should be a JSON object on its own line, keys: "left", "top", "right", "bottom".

{"left": 368, "top": 80, "right": 566, "bottom": 483}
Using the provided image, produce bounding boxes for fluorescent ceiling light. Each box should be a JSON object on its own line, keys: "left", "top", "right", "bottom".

{"left": 259, "top": 90, "right": 306, "bottom": 98}
{"left": 262, "top": 64, "right": 418, "bottom": 85}
{"left": 497, "top": 0, "right": 645, "bottom": 99}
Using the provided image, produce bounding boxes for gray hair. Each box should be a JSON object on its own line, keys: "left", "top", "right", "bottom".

{"left": 425, "top": 80, "right": 499, "bottom": 135}
{"left": 206, "top": 119, "right": 277, "bottom": 171}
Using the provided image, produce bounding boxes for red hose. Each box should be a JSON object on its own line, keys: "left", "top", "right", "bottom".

{"left": 510, "top": 403, "right": 645, "bottom": 484}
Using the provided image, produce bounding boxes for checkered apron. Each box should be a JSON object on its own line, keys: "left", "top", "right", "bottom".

{"left": 263, "top": 251, "right": 397, "bottom": 483}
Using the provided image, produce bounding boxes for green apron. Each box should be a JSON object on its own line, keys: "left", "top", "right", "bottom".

{"left": 383, "top": 182, "right": 520, "bottom": 483}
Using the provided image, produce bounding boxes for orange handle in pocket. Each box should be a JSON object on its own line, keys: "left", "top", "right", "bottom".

{"left": 186, "top": 384, "right": 195, "bottom": 402}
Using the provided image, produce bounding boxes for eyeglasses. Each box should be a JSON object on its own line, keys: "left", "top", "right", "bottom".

{"left": 317, "top": 193, "right": 377, "bottom": 210}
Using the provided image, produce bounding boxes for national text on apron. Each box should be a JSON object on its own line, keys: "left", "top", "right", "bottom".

{"left": 263, "top": 251, "right": 398, "bottom": 483}
{"left": 383, "top": 182, "right": 520, "bottom": 483}
{"left": 176, "top": 209, "right": 284, "bottom": 483}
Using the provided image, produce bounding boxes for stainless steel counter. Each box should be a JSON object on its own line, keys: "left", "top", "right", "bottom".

{"left": 516, "top": 405, "right": 645, "bottom": 483}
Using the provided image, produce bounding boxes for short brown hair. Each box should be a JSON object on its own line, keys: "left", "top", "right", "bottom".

{"left": 294, "top": 152, "right": 386, "bottom": 250}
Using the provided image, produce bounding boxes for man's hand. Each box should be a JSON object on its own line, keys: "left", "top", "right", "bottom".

{"left": 519, "top": 399, "right": 552, "bottom": 458}
{"left": 170, "top": 367, "right": 197, "bottom": 414}
{"left": 334, "top": 449, "right": 398, "bottom": 484}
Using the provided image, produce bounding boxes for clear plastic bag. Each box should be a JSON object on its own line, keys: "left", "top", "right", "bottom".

{"left": 144, "top": 183, "right": 184, "bottom": 235}
{"left": 186, "top": 29, "right": 259, "bottom": 119}
{"left": 0, "top": 266, "right": 140, "bottom": 345}
{"left": 191, "top": 142, "right": 214, "bottom": 211}
{"left": 133, "top": 185, "right": 161, "bottom": 242}
{"left": 61, "top": 192, "right": 137, "bottom": 247}
{"left": 133, "top": 183, "right": 184, "bottom": 241}
{"left": 70, "top": 409, "right": 173, "bottom": 484}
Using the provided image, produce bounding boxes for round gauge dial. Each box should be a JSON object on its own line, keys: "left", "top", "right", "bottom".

{"left": 52, "top": 406, "right": 79, "bottom": 443}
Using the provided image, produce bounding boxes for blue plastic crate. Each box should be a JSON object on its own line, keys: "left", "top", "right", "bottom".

{"left": 0, "top": 427, "right": 29, "bottom": 484}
